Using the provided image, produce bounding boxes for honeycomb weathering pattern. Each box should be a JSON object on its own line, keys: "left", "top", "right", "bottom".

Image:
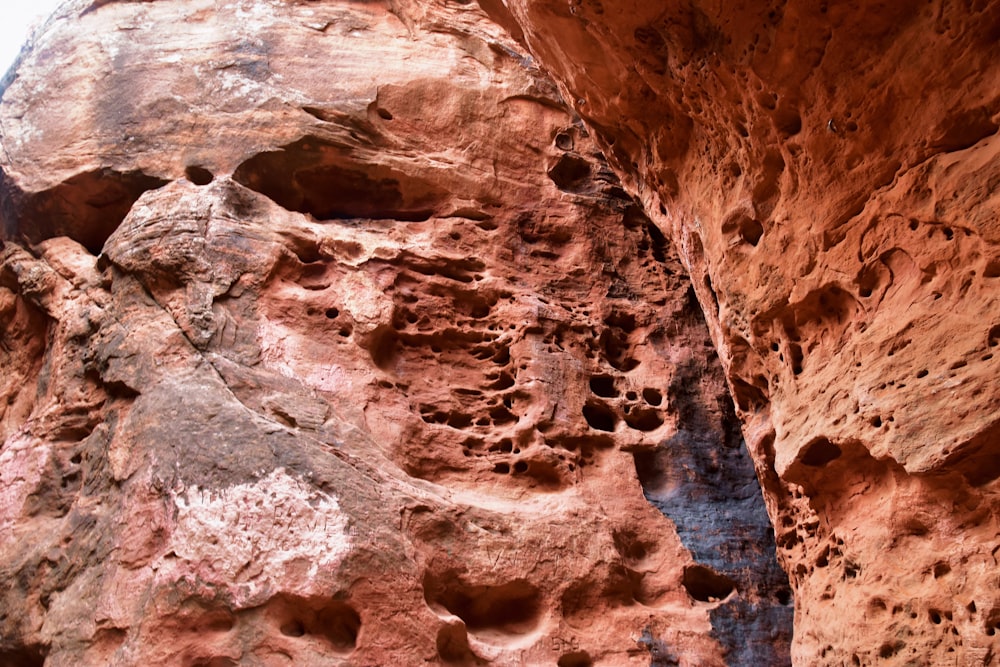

{"left": 0, "top": 0, "right": 791, "bottom": 665}
{"left": 486, "top": 0, "right": 1000, "bottom": 662}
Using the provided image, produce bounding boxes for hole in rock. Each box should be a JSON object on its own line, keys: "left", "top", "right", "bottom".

{"left": 589, "top": 375, "right": 618, "bottom": 397}
{"left": 489, "top": 406, "right": 517, "bottom": 425}
{"left": 492, "top": 345, "right": 511, "bottom": 365}
{"left": 2, "top": 168, "right": 169, "bottom": 254}
{"left": 490, "top": 372, "right": 515, "bottom": 390}
{"left": 800, "top": 438, "right": 842, "bottom": 467}
{"left": 855, "top": 263, "right": 885, "bottom": 298}
{"left": 376, "top": 108, "right": 393, "bottom": 120}
{"left": 600, "top": 331, "right": 639, "bottom": 371}
{"left": 512, "top": 460, "right": 528, "bottom": 474}
{"left": 269, "top": 596, "right": 360, "bottom": 652}
{"left": 325, "top": 308, "right": 339, "bottom": 319}
{"left": 364, "top": 326, "right": 396, "bottom": 368}
{"left": 547, "top": 154, "right": 591, "bottom": 191}
{"left": 233, "top": 137, "right": 445, "bottom": 221}
{"left": 605, "top": 310, "right": 637, "bottom": 333}
{"left": 776, "top": 588, "right": 793, "bottom": 605}
{"left": 774, "top": 106, "right": 802, "bottom": 136}
{"left": 624, "top": 408, "right": 663, "bottom": 432}
{"left": 789, "top": 343, "right": 804, "bottom": 375}
{"left": 641, "top": 387, "right": 662, "bottom": 406}
{"left": 583, "top": 402, "right": 617, "bottom": 432}
{"left": 989, "top": 325, "right": 1000, "bottom": 347}
{"left": 280, "top": 620, "right": 306, "bottom": 637}
{"left": 879, "top": 642, "right": 904, "bottom": 658}
{"left": 0, "top": 646, "right": 47, "bottom": 667}
{"left": 558, "top": 652, "right": 593, "bottom": 667}
{"left": 681, "top": 564, "right": 736, "bottom": 602}
{"left": 446, "top": 412, "right": 473, "bottom": 429}
{"left": 185, "top": 165, "right": 215, "bottom": 185}
{"left": 493, "top": 462, "right": 511, "bottom": 474}
{"left": 493, "top": 439, "right": 514, "bottom": 454}
{"left": 645, "top": 221, "right": 670, "bottom": 263}
{"left": 424, "top": 575, "right": 541, "bottom": 635}
{"left": 555, "top": 131, "right": 574, "bottom": 151}
{"left": 985, "top": 260, "right": 1000, "bottom": 278}
{"left": 740, "top": 217, "right": 764, "bottom": 246}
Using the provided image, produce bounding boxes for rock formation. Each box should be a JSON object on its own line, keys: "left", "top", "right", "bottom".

{"left": 0, "top": 1, "right": 793, "bottom": 665}
{"left": 479, "top": 0, "right": 1000, "bottom": 664}
{"left": 5, "top": 0, "right": 998, "bottom": 664}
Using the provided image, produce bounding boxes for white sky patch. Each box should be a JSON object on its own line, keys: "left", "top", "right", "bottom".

{"left": 0, "top": 1, "right": 65, "bottom": 76}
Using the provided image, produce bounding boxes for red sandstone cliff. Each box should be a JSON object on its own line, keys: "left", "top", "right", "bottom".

{"left": 481, "top": 0, "right": 1000, "bottom": 664}
{"left": 0, "top": 1, "right": 791, "bottom": 665}
{"left": 4, "top": 0, "right": 998, "bottom": 665}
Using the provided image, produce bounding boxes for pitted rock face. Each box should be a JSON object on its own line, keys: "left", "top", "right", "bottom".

{"left": 483, "top": 0, "right": 1000, "bottom": 663}
{"left": 0, "top": 1, "right": 790, "bottom": 666}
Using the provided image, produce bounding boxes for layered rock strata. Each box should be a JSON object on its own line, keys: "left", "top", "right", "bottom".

{"left": 0, "top": 1, "right": 790, "bottom": 665}
{"left": 483, "top": 0, "right": 1000, "bottom": 663}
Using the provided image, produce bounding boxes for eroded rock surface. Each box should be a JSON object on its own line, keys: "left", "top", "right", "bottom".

{"left": 0, "top": 1, "right": 790, "bottom": 665}
{"left": 484, "top": 0, "right": 1000, "bottom": 663}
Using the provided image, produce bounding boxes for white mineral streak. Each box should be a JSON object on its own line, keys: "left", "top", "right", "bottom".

{"left": 167, "top": 468, "right": 351, "bottom": 602}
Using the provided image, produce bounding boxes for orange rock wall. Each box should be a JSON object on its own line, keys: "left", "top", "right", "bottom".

{"left": 484, "top": 0, "right": 1000, "bottom": 663}
{"left": 0, "top": 1, "right": 792, "bottom": 665}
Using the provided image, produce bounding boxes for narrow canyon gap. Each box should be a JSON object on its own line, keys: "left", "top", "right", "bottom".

{"left": 0, "top": 1, "right": 797, "bottom": 666}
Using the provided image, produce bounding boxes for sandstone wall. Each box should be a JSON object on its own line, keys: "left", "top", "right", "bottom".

{"left": 482, "top": 0, "right": 1000, "bottom": 663}
{"left": 0, "top": 1, "right": 791, "bottom": 665}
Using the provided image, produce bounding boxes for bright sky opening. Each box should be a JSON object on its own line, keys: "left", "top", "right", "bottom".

{"left": 1, "top": 1, "right": 66, "bottom": 77}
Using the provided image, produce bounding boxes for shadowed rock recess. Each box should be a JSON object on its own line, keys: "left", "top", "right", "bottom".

{"left": 1, "top": 0, "right": 991, "bottom": 666}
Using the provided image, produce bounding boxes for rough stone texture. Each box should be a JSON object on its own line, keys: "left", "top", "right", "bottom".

{"left": 0, "top": 1, "right": 791, "bottom": 665}
{"left": 482, "top": 0, "right": 1000, "bottom": 664}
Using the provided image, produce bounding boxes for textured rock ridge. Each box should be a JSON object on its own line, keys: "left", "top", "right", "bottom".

{"left": 0, "top": 1, "right": 790, "bottom": 665}
{"left": 481, "top": 0, "right": 1000, "bottom": 663}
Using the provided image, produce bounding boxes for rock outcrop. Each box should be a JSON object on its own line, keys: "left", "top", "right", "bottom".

{"left": 0, "top": 1, "right": 791, "bottom": 665}
{"left": 481, "top": 0, "right": 1000, "bottom": 663}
